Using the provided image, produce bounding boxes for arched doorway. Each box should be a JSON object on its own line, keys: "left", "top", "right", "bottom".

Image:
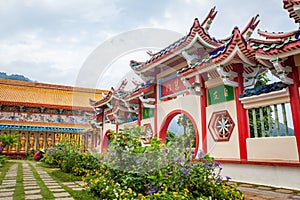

{"left": 159, "top": 110, "right": 199, "bottom": 156}
{"left": 101, "top": 130, "right": 112, "bottom": 153}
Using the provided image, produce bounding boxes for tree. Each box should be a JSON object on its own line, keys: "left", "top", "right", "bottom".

{"left": 177, "top": 114, "right": 196, "bottom": 148}
{"left": 0, "top": 133, "right": 19, "bottom": 154}
{"left": 248, "top": 72, "right": 272, "bottom": 137}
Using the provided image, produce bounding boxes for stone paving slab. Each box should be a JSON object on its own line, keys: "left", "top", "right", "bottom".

{"left": 53, "top": 192, "right": 71, "bottom": 197}
{"left": 0, "top": 188, "right": 15, "bottom": 192}
{"left": 50, "top": 188, "right": 66, "bottom": 192}
{"left": 0, "top": 185, "right": 15, "bottom": 189}
{"left": 23, "top": 183, "right": 38, "bottom": 186}
{"left": 72, "top": 187, "right": 84, "bottom": 191}
{"left": 0, "top": 197, "right": 13, "bottom": 200}
{"left": 25, "top": 194, "right": 43, "bottom": 200}
{"left": 55, "top": 198, "right": 74, "bottom": 200}
{"left": 239, "top": 186, "right": 292, "bottom": 199}
{"left": 24, "top": 186, "right": 40, "bottom": 190}
{"left": 47, "top": 185, "right": 63, "bottom": 189}
{"left": 24, "top": 189, "right": 41, "bottom": 195}
{"left": 0, "top": 192, "right": 14, "bottom": 197}
{"left": 45, "top": 182, "right": 60, "bottom": 186}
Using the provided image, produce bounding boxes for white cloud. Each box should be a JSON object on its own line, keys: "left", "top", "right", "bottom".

{"left": 0, "top": 0, "right": 298, "bottom": 89}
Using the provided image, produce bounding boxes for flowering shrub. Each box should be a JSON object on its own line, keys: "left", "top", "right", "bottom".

{"left": 84, "top": 127, "right": 244, "bottom": 199}
{"left": 42, "top": 141, "right": 100, "bottom": 176}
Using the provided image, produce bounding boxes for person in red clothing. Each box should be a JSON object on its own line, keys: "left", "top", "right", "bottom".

{"left": 33, "top": 149, "right": 45, "bottom": 161}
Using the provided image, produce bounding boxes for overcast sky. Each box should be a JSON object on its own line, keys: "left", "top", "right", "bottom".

{"left": 0, "top": 0, "right": 297, "bottom": 89}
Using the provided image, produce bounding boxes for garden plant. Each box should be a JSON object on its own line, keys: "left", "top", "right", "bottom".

{"left": 42, "top": 127, "right": 244, "bottom": 199}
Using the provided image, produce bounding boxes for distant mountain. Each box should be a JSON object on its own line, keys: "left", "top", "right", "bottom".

{"left": 0, "top": 72, "right": 34, "bottom": 82}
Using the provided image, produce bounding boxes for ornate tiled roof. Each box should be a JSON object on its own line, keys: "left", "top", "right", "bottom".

{"left": 0, "top": 79, "right": 106, "bottom": 110}
{"left": 178, "top": 26, "right": 257, "bottom": 76}
{"left": 0, "top": 120, "right": 89, "bottom": 132}
{"left": 248, "top": 31, "right": 300, "bottom": 54}
{"left": 239, "top": 82, "right": 288, "bottom": 98}
{"left": 130, "top": 8, "right": 224, "bottom": 72}
{"left": 283, "top": 0, "right": 300, "bottom": 23}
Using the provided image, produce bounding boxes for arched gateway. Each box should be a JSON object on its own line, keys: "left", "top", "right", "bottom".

{"left": 90, "top": 1, "right": 300, "bottom": 190}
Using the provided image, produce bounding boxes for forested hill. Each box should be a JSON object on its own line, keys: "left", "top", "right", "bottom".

{"left": 0, "top": 72, "right": 34, "bottom": 82}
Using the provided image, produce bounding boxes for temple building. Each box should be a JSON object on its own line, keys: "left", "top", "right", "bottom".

{"left": 0, "top": 79, "right": 106, "bottom": 156}
{"left": 90, "top": 0, "right": 300, "bottom": 190}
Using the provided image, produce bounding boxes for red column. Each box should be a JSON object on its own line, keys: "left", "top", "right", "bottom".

{"left": 233, "top": 64, "right": 250, "bottom": 161}
{"left": 116, "top": 123, "right": 119, "bottom": 134}
{"left": 288, "top": 63, "right": 300, "bottom": 160}
{"left": 154, "top": 84, "right": 158, "bottom": 136}
{"left": 199, "top": 75, "right": 207, "bottom": 153}
{"left": 138, "top": 100, "right": 142, "bottom": 126}
{"left": 101, "top": 111, "right": 105, "bottom": 133}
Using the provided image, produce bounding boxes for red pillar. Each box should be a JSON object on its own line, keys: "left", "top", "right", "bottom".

{"left": 116, "top": 123, "right": 119, "bottom": 134}
{"left": 233, "top": 64, "right": 250, "bottom": 161}
{"left": 199, "top": 75, "right": 207, "bottom": 153}
{"left": 288, "top": 62, "right": 300, "bottom": 160}
{"left": 154, "top": 84, "right": 158, "bottom": 136}
{"left": 138, "top": 100, "right": 142, "bottom": 126}
{"left": 101, "top": 111, "right": 105, "bottom": 133}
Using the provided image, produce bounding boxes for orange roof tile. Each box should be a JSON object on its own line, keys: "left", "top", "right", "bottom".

{"left": 0, "top": 79, "right": 107, "bottom": 109}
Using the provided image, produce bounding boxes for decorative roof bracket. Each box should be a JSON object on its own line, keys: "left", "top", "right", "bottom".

{"left": 216, "top": 65, "right": 238, "bottom": 87}
{"left": 181, "top": 77, "right": 203, "bottom": 96}
{"left": 139, "top": 96, "right": 155, "bottom": 108}
{"left": 243, "top": 65, "right": 261, "bottom": 88}
{"left": 270, "top": 58, "right": 294, "bottom": 84}
{"left": 182, "top": 49, "right": 202, "bottom": 67}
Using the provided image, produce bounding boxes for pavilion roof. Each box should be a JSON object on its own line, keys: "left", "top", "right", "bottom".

{"left": 178, "top": 25, "right": 258, "bottom": 77}
{"left": 0, "top": 120, "right": 89, "bottom": 133}
{"left": 130, "top": 8, "right": 224, "bottom": 73}
{"left": 248, "top": 30, "right": 300, "bottom": 55}
{"left": 283, "top": 0, "right": 300, "bottom": 23}
{"left": 0, "top": 79, "right": 106, "bottom": 110}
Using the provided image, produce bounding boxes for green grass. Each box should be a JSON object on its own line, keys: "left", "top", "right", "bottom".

{"left": 28, "top": 162, "right": 55, "bottom": 200}
{"left": 1, "top": 161, "right": 99, "bottom": 200}
{"left": 0, "top": 161, "right": 14, "bottom": 185}
{"left": 13, "top": 163, "right": 25, "bottom": 200}
{"left": 46, "top": 169, "right": 99, "bottom": 200}
{"left": 48, "top": 169, "right": 82, "bottom": 182}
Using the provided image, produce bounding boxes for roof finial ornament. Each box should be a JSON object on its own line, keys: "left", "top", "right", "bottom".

{"left": 242, "top": 14, "right": 260, "bottom": 41}
{"left": 201, "top": 6, "right": 218, "bottom": 32}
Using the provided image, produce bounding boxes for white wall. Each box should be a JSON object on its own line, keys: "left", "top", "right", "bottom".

{"left": 221, "top": 163, "right": 300, "bottom": 190}
{"left": 247, "top": 136, "right": 299, "bottom": 161}
{"left": 157, "top": 95, "right": 202, "bottom": 150}
{"left": 206, "top": 101, "right": 240, "bottom": 159}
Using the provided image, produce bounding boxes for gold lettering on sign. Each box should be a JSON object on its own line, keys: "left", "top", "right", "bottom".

{"left": 167, "top": 83, "right": 172, "bottom": 93}
{"left": 213, "top": 91, "right": 219, "bottom": 100}
{"left": 224, "top": 87, "right": 228, "bottom": 97}
{"left": 174, "top": 78, "right": 180, "bottom": 90}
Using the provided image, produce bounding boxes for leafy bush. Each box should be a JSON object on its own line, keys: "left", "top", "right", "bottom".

{"left": 0, "top": 155, "right": 6, "bottom": 167}
{"left": 0, "top": 133, "right": 20, "bottom": 153}
{"left": 84, "top": 127, "right": 244, "bottom": 199}
{"left": 42, "top": 141, "right": 100, "bottom": 176}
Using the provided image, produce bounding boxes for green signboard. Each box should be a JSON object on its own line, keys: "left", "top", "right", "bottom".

{"left": 143, "top": 108, "right": 154, "bottom": 119}
{"left": 208, "top": 85, "right": 234, "bottom": 105}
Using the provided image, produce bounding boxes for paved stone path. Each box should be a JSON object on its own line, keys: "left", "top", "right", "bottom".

{"left": 0, "top": 161, "right": 84, "bottom": 200}
{"left": 235, "top": 183, "right": 300, "bottom": 200}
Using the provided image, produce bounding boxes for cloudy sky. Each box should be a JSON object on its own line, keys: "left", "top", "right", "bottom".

{"left": 0, "top": 0, "right": 297, "bottom": 89}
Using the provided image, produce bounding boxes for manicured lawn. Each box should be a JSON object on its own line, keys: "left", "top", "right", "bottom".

{"left": 0, "top": 161, "right": 98, "bottom": 200}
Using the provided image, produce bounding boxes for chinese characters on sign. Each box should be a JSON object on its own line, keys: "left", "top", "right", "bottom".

{"left": 142, "top": 107, "right": 154, "bottom": 119}
{"left": 159, "top": 75, "right": 195, "bottom": 100}
{"left": 208, "top": 85, "right": 234, "bottom": 105}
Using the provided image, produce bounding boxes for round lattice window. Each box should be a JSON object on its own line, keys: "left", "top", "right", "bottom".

{"left": 208, "top": 110, "right": 235, "bottom": 142}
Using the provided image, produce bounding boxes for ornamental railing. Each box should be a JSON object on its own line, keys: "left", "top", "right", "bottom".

{"left": 248, "top": 103, "right": 293, "bottom": 138}
{"left": 239, "top": 83, "right": 294, "bottom": 138}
